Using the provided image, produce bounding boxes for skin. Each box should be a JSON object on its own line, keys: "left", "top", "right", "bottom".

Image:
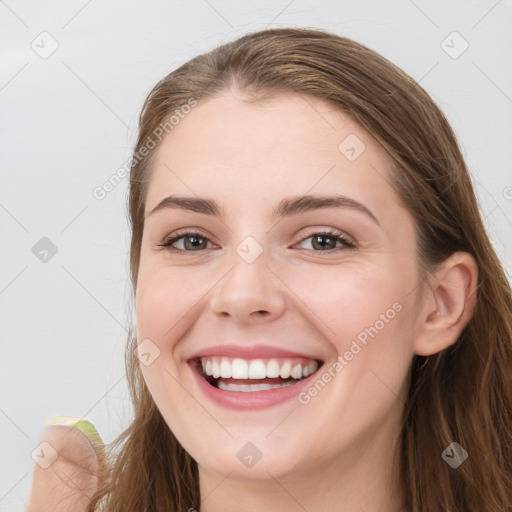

{"left": 26, "top": 425, "right": 101, "bottom": 511}
{"left": 26, "top": 91, "right": 477, "bottom": 511}
{"left": 135, "top": 92, "right": 477, "bottom": 512}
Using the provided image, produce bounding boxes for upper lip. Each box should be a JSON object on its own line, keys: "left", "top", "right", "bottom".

{"left": 188, "top": 344, "right": 324, "bottom": 362}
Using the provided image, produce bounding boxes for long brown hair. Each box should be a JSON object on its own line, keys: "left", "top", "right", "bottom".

{"left": 88, "top": 27, "right": 512, "bottom": 511}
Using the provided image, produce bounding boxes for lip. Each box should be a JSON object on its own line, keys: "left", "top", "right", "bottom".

{"left": 188, "top": 345, "right": 323, "bottom": 411}
{"left": 187, "top": 344, "right": 323, "bottom": 361}
{"left": 189, "top": 364, "right": 322, "bottom": 410}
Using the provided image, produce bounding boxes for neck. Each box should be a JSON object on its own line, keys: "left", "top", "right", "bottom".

{"left": 197, "top": 413, "right": 407, "bottom": 512}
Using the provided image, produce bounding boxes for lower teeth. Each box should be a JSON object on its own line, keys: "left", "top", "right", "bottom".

{"left": 217, "top": 379, "right": 303, "bottom": 392}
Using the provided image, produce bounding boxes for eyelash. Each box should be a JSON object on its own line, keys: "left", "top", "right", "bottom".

{"left": 157, "top": 229, "right": 355, "bottom": 255}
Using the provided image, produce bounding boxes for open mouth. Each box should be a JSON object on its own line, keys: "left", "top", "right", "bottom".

{"left": 190, "top": 356, "right": 324, "bottom": 393}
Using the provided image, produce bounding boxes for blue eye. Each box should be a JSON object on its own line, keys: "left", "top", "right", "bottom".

{"left": 158, "top": 230, "right": 355, "bottom": 254}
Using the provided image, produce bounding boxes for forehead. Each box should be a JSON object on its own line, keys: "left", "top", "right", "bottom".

{"left": 145, "top": 92, "right": 402, "bottom": 221}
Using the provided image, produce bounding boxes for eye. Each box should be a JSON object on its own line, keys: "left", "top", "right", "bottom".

{"left": 295, "top": 230, "right": 355, "bottom": 253}
{"left": 158, "top": 229, "right": 355, "bottom": 254}
{"left": 158, "top": 231, "right": 213, "bottom": 252}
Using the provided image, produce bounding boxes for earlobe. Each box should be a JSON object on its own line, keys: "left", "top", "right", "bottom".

{"left": 414, "top": 251, "right": 478, "bottom": 357}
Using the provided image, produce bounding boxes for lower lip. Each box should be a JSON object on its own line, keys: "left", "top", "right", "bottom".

{"left": 189, "top": 362, "right": 322, "bottom": 410}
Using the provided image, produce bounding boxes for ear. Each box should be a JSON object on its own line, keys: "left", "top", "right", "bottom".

{"left": 413, "top": 251, "right": 479, "bottom": 356}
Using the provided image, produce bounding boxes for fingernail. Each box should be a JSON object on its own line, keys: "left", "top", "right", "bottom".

{"left": 45, "top": 416, "right": 104, "bottom": 447}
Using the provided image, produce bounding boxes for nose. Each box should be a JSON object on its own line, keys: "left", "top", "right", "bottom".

{"left": 208, "top": 247, "right": 287, "bottom": 324}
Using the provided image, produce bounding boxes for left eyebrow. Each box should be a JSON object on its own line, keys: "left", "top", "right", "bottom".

{"left": 146, "top": 194, "right": 380, "bottom": 226}
{"left": 273, "top": 194, "right": 380, "bottom": 226}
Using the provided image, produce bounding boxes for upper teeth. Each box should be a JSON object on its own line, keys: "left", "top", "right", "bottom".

{"left": 200, "top": 357, "right": 318, "bottom": 380}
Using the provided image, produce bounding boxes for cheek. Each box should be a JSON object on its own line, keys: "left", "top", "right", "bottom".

{"left": 134, "top": 272, "right": 190, "bottom": 397}
{"left": 135, "top": 267, "right": 192, "bottom": 343}
{"left": 287, "top": 266, "right": 415, "bottom": 445}
{"left": 135, "top": 274, "right": 197, "bottom": 428}
{"left": 287, "top": 260, "right": 417, "bottom": 402}
{"left": 291, "top": 262, "right": 411, "bottom": 343}
{"left": 135, "top": 273, "right": 222, "bottom": 468}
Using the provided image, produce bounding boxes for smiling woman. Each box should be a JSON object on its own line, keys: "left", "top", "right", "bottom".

{"left": 28, "top": 27, "right": 512, "bottom": 512}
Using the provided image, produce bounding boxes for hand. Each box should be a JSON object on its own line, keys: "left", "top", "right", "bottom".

{"left": 26, "top": 417, "right": 105, "bottom": 512}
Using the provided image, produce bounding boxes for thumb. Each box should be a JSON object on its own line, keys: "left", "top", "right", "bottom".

{"left": 27, "top": 416, "right": 106, "bottom": 512}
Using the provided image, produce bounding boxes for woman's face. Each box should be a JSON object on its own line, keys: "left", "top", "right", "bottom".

{"left": 136, "top": 92, "right": 423, "bottom": 482}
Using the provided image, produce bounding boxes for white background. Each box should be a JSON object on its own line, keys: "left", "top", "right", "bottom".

{"left": 1, "top": 1, "right": 511, "bottom": 509}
